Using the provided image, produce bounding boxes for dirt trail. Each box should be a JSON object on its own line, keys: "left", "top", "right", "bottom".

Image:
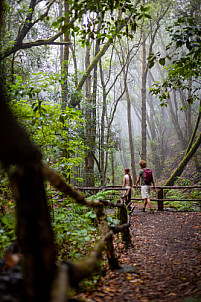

{"left": 83, "top": 206, "right": 201, "bottom": 302}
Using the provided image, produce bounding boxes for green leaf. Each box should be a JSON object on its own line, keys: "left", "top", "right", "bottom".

{"left": 52, "top": 21, "right": 59, "bottom": 28}
{"left": 137, "top": 14, "right": 144, "bottom": 20}
{"left": 144, "top": 14, "right": 152, "bottom": 19}
{"left": 148, "top": 60, "right": 155, "bottom": 68}
{"left": 159, "top": 58, "right": 166, "bottom": 66}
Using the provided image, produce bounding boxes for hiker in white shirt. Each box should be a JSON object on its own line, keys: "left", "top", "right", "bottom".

{"left": 122, "top": 168, "right": 133, "bottom": 209}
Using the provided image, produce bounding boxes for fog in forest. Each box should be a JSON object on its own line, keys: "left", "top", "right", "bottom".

{"left": 0, "top": 0, "right": 200, "bottom": 187}
{"left": 0, "top": 1, "right": 201, "bottom": 301}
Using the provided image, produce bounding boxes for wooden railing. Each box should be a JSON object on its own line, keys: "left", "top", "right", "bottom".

{"left": 7, "top": 164, "right": 134, "bottom": 301}
{"left": 76, "top": 185, "right": 201, "bottom": 211}
{"left": 94, "top": 197, "right": 132, "bottom": 270}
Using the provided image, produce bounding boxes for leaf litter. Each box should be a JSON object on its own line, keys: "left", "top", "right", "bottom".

{"left": 80, "top": 205, "right": 201, "bottom": 302}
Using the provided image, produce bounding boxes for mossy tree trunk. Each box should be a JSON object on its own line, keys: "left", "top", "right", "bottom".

{"left": 10, "top": 165, "right": 56, "bottom": 302}
{"left": 99, "top": 59, "right": 107, "bottom": 185}
{"left": 95, "top": 204, "right": 119, "bottom": 270}
{"left": 164, "top": 131, "right": 201, "bottom": 187}
{"left": 117, "top": 204, "right": 132, "bottom": 248}
{"left": 85, "top": 44, "right": 95, "bottom": 187}
{"left": 120, "top": 48, "right": 137, "bottom": 182}
{"left": 141, "top": 29, "right": 147, "bottom": 161}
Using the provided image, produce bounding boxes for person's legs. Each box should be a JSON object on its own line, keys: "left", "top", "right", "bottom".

{"left": 122, "top": 189, "right": 127, "bottom": 203}
{"left": 147, "top": 198, "right": 152, "bottom": 209}
{"left": 147, "top": 197, "right": 154, "bottom": 213}
{"left": 127, "top": 188, "right": 131, "bottom": 203}
{"left": 125, "top": 189, "right": 132, "bottom": 210}
{"left": 143, "top": 199, "right": 147, "bottom": 211}
{"left": 142, "top": 186, "right": 153, "bottom": 212}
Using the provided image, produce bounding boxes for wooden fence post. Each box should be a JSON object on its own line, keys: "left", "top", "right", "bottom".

{"left": 157, "top": 188, "right": 164, "bottom": 211}
{"left": 117, "top": 202, "right": 132, "bottom": 248}
{"left": 94, "top": 203, "right": 120, "bottom": 270}
{"left": 9, "top": 165, "right": 55, "bottom": 302}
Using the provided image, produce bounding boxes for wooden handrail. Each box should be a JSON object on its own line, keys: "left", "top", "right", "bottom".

{"left": 75, "top": 185, "right": 201, "bottom": 211}
{"left": 131, "top": 198, "right": 201, "bottom": 202}
{"left": 76, "top": 185, "right": 201, "bottom": 190}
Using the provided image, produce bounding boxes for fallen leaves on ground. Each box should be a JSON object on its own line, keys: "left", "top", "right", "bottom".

{"left": 79, "top": 206, "right": 201, "bottom": 302}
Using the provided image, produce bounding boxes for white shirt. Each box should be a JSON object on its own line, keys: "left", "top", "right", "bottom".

{"left": 124, "top": 174, "right": 132, "bottom": 188}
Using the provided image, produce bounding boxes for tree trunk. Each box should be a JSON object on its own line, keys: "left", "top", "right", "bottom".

{"left": 147, "top": 73, "right": 162, "bottom": 177}
{"left": 61, "top": 1, "right": 70, "bottom": 111}
{"left": 141, "top": 30, "right": 147, "bottom": 161}
{"left": 59, "top": 2, "right": 63, "bottom": 68}
{"left": 124, "top": 73, "right": 137, "bottom": 183}
{"left": 165, "top": 131, "right": 201, "bottom": 186}
{"left": 10, "top": 165, "right": 55, "bottom": 302}
{"left": 186, "top": 99, "right": 201, "bottom": 172}
{"left": 168, "top": 90, "right": 187, "bottom": 149}
{"left": 148, "top": 71, "right": 168, "bottom": 178}
{"left": 99, "top": 60, "right": 107, "bottom": 184}
{"left": 111, "top": 150, "right": 115, "bottom": 185}
{"left": 187, "top": 77, "right": 193, "bottom": 141}
{"left": 185, "top": 100, "right": 201, "bottom": 155}
{"left": 85, "top": 45, "right": 95, "bottom": 186}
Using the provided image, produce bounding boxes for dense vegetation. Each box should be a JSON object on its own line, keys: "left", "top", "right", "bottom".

{"left": 0, "top": 0, "right": 200, "bottom": 294}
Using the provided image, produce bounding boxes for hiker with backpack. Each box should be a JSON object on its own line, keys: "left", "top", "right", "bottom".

{"left": 136, "top": 160, "right": 156, "bottom": 213}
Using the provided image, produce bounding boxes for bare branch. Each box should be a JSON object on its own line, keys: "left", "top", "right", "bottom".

{"left": 0, "top": 31, "right": 66, "bottom": 60}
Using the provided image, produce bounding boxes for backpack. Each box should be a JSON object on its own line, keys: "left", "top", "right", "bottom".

{"left": 143, "top": 168, "right": 153, "bottom": 185}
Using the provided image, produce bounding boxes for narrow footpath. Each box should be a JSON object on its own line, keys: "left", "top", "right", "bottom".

{"left": 82, "top": 206, "right": 201, "bottom": 302}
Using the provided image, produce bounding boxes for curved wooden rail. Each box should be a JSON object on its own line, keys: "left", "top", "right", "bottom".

{"left": 76, "top": 185, "right": 201, "bottom": 211}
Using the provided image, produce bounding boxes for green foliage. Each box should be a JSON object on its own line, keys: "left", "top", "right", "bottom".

{"left": 51, "top": 1, "right": 151, "bottom": 45}
{"left": 107, "top": 214, "right": 120, "bottom": 227}
{"left": 50, "top": 201, "right": 98, "bottom": 261}
{"left": 149, "top": 15, "right": 201, "bottom": 107}
{"left": 9, "top": 72, "right": 87, "bottom": 181}
{"left": 86, "top": 189, "right": 119, "bottom": 202}
{"left": 75, "top": 273, "right": 101, "bottom": 294}
{"left": 164, "top": 178, "right": 201, "bottom": 211}
{"left": 183, "top": 298, "right": 201, "bottom": 302}
{"left": 164, "top": 191, "right": 191, "bottom": 211}
{"left": 0, "top": 204, "right": 16, "bottom": 257}
{"left": 86, "top": 190, "right": 120, "bottom": 226}
{"left": 0, "top": 170, "right": 16, "bottom": 257}
{"left": 0, "top": 187, "right": 121, "bottom": 264}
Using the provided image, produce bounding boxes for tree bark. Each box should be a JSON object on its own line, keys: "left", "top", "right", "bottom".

{"left": 95, "top": 204, "right": 119, "bottom": 270}
{"left": 85, "top": 45, "right": 95, "bottom": 186}
{"left": 141, "top": 30, "right": 147, "bottom": 161}
{"left": 147, "top": 72, "right": 162, "bottom": 177}
{"left": 9, "top": 165, "right": 55, "bottom": 302}
{"left": 111, "top": 150, "right": 115, "bottom": 185}
{"left": 99, "top": 60, "right": 107, "bottom": 184}
{"left": 123, "top": 70, "right": 137, "bottom": 183}
{"left": 61, "top": 1, "right": 70, "bottom": 110}
{"left": 165, "top": 131, "right": 201, "bottom": 186}
{"left": 185, "top": 100, "right": 201, "bottom": 155}
{"left": 187, "top": 77, "right": 193, "bottom": 141}
{"left": 168, "top": 90, "right": 187, "bottom": 149}
{"left": 140, "top": 4, "right": 170, "bottom": 165}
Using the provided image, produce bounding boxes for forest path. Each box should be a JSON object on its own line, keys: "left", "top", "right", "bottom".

{"left": 82, "top": 206, "right": 201, "bottom": 302}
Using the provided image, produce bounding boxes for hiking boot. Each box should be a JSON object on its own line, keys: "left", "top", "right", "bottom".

{"left": 142, "top": 208, "right": 145, "bottom": 212}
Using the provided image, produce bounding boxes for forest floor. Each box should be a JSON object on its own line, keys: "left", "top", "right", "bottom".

{"left": 80, "top": 204, "right": 201, "bottom": 302}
